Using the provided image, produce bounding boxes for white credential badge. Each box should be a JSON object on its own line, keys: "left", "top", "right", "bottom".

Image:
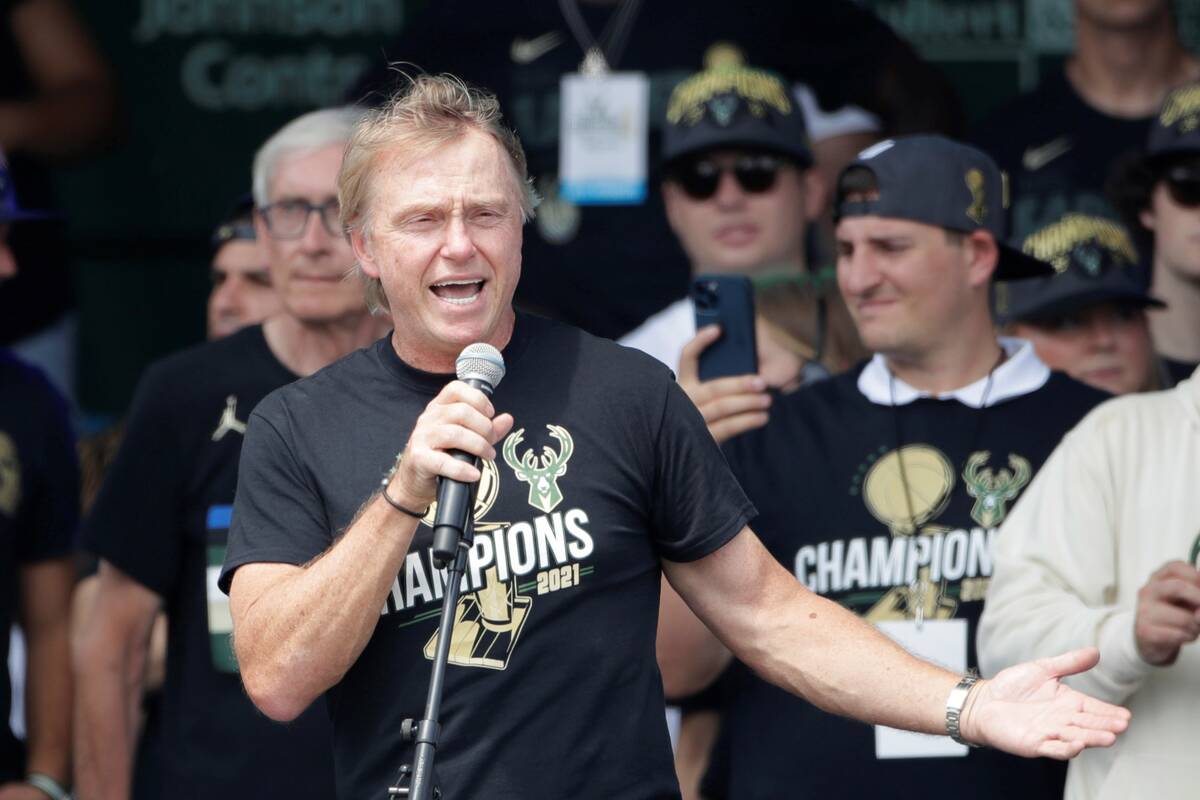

{"left": 873, "top": 619, "right": 969, "bottom": 759}
{"left": 559, "top": 71, "right": 649, "bottom": 205}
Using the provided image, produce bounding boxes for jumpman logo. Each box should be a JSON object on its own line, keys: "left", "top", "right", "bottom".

{"left": 211, "top": 395, "right": 247, "bottom": 441}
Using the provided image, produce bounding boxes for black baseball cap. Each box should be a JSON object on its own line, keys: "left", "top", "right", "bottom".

{"left": 834, "top": 135, "right": 1052, "bottom": 281}
{"left": 210, "top": 193, "right": 256, "bottom": 255}
{"left": 662, "top": 64, "right": 812, "bottom": 167}
{"left": 1147, "top": 82, "right": 1200, "bottom": 160}
{"left": 998, "top": 214, "right": 1164, "bottom": 323}
{"left": 0, "top": 156, "right": 53, "bottom": 224}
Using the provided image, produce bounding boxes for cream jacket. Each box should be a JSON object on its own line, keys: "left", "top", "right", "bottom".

{"left": 978, "top": 369, "right": 1200, "bottom": 800}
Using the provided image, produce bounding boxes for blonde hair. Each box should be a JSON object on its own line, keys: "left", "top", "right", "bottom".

{"left": 339, "top": 73, "right": 538, "bottom": 312}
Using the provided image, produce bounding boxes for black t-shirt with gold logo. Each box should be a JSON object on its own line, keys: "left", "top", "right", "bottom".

{"left": 81, "top": 326, "right": 336, "bottom": 800}
{"left": 711, "top": 365, "right": 1105, "bottom": 800}
{"left": 0, "top": 353, "right": 77, "bottom": 781}
{"left": 221, "top": 313, "right": 754, "bottom": 800}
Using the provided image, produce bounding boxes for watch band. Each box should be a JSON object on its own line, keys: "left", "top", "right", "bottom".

{"left": 27, "top": 773, "right": 70, "bottom": 800}
{"left": 945, "top": 674, "right": 981, "bottom": 747}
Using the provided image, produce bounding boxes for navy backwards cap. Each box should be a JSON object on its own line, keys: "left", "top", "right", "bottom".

{"left": 0, "top": 156, "right": 53, "bottom": 224}
{"left": 1147, "top": 82, "right": 1200, "bottom": 159}
{"left": 997, "top": 214, "right": 1163, "bottom": 323}
{"left": 210, "top": 193, "right": 257, "bottom": 254}
{"left": 662, "top": 63, "right": 812, "bottom": 167}
{"left": 834, "top": 135, "right": 1052, "bottom": 281}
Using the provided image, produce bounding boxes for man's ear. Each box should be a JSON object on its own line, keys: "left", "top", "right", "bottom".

{"left": 349, "top": 224, "right": 380, "bottom": 279}
{"left": 661, "top": 181, "right": 685, "bottom": 238}
{"left": 965, "top": 230, "right": 999, "bottom": 288}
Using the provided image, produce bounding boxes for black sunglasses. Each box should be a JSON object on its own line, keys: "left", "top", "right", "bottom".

{"left": 1165, "top": 167, "right": 1200, "bottom": 208}
{"left": 671, "top": 155, "right": 787, "bottom": 200}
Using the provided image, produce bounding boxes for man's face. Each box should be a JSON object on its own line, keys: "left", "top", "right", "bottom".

{"left": 836, "top": 216, "right": 985, "bottom": 358}
{"left": 352, "top": 130, "right": 524, "bottom": 365}
{"left": 663, "top": 149, "right": 813, "bottom": 275}
{"left": 0, "top": 224, "right": 14, "bottom": 280}
{"left": 207, "top": 238, "right": 281, "bottom": 339}
{"left": 1142, "top": 167, "right": 1200, "bottom": 280}
{"left": 256, "top": 143, "right": 365, "bottom": 325}
{"left": 1012, "top": 303, "right": 1155, "bottom": 395}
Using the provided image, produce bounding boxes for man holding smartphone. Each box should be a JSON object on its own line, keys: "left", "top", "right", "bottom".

{"left": 659, "top": 136, "right": 1114, "bottom": 800}
{"left": 621, "top": 61, "right": 836, "bottom": 443}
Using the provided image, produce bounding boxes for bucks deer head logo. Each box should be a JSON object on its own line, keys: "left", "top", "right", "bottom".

{"left": 962, "top": 451, "right": 1031, "bottom": 528}
{"left": 502, "top": 425, "right": 574, "bottom": 513}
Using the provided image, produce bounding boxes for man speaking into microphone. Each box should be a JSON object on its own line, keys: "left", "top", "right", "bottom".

{"left": 220, "top": 75, "right": 1129, "bottom": 800}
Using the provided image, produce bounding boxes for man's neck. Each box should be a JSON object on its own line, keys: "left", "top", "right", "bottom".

{"left": 1067, "top": 13, "right": 1200, "bottom": 117}
{"left": 883, "top": 329, "right": 1005, "bottom": 396}
{"left": 692, "top": 256, "right": 807, "bottom": 281}
{"left": 263, "top": 312, "right": 388, "bottom": 377}
{"left": 391, "top": 311, "right": 517, "bottom": 375}
{"left": 1150, "top": 258, "right": 1200, "bottom": 363}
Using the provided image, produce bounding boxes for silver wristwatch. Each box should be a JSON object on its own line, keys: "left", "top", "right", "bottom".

{"left": 945, "top": 674, "right": 981, "bottom": 747}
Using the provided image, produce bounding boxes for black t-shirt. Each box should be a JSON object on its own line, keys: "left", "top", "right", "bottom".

{"left": 81, "top": 326, "right": 336, "bottom": 800}
{"left": 709, "top": 365, "right": 1106, "bottom": 800}
{"left": 221, "top": 313, "right": 755, "bottom": 800}
{"left": 0, "top": 352, "right": 77, "bottom": 781}
{"left": 973, "top": 69, "right": 1151, "bottom": 243}
{"left": 354, "top": 0, "right": 948, "bottom": 339}
{"left": 1163, "top": 356, "right": 1197, "bottom": 386}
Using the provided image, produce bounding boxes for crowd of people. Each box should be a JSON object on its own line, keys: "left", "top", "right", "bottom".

{"left": 2, "top": 1, "right": 1199, "bottom": 799}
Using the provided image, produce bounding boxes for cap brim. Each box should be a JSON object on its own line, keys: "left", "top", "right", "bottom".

{"left": 662, "top": 129, "right": 813, "bottom": 169}
{"left": 996, "top": 244, "right": 1055, "bottom": 280}
{"left": 1010, "top": 288, "right": 1165, "bottom": 323}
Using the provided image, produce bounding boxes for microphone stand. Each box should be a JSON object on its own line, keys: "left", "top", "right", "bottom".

{"left": 387, "top": 486, "right": 478, "bottom": 800}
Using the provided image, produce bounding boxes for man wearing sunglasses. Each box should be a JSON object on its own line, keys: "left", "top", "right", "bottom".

{"left": 998, "top": 214, "right": 1166, "bottom": 396}
{"left": 621, "top": 63, "right": 825, "bottom": 443}
{"left": 1112, "top": 81, "right": 1200, "bottom": 385}
{"left": 73, "top": 107, "right": 386, "bottom": 800}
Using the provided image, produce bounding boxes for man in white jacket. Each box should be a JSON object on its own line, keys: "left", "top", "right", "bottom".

{"left": 978, "top": 371, "right": 1200, "bottom": 800}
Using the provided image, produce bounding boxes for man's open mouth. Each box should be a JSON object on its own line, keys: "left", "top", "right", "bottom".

{"left": 431, "top": 279, "right": 484, "bottom": 305}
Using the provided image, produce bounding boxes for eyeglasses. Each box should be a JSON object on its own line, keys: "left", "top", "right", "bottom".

{"left": 259, "top": 199, "right": 342, "bottom": 239}
{"left": 670, "top": 155, "right": 787, "bottom": 201}
{"left": 1165, "top": 168, "right": 1200, "bottom": 208}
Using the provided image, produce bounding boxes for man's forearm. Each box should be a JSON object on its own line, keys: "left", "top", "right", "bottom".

{"left": 73, "top": 662, "right": 138, "bottom": 800}
{"left": 231, "top": 493, "right": 419, "bottom": 720}
{"left": 743, "top": 584, "right": 958, "bottom": 735}
{"left": 24, "top": 620, "right": 71, "bottom": 785}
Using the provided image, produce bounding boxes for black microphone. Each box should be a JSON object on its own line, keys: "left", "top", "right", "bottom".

{"left": 431, "top": 343, "right": 506, "bottom": 568}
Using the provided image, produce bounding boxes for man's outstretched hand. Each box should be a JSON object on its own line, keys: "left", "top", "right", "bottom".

{"left": 962, "top": 648, "right": 1130, "bottom": 759}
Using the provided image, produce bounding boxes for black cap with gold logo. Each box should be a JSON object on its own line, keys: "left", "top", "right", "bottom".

{"left": 1148, "top": 82, "right": 1200, "bottom": 159}
{"left": 834, "top": 135, "right": 1052, "bottom": 280}
{"left": 997, "top": 214, "right": 1163, "bottom": 323}
{"left": 662, "top": 64, "right": 812, "bottom": 168}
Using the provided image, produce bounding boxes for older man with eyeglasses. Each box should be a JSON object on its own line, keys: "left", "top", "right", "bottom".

{"left": 73, "top": 107, "right": 386, "bottom": 800}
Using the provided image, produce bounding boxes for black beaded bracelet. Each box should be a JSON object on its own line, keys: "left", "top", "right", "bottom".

{"left": 381, "top": 487, "right": 428, "bottom": 519}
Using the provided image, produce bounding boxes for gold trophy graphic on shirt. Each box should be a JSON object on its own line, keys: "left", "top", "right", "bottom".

{"left": 418, "top": 457, "right": 530, "bottom": 670}
{"left": 862, "top": 445, "right": 957, "bottom": 621}
{"left": 0, "top": 432, "right": 20, "bottom": 516}
{"left": 424, "top": 566, "right": 532, "bottom": 670}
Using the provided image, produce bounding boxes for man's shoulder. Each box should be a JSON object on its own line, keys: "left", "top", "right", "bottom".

{"left": 141, "top": 326, "right": 279, "bottom": 394}
{"left": 1028, "top": 371, "right": 1111, "bottom": 418}
{"left": 1069, "top": 378, "right": 1194, "bottom": 440}
{"left": 971, "top": 74, "right": 1074, "bottom": 161}
{"left": 727, "top": 368, "right": 865, "bottom": 459}
{"left": 248, "top": 338, "right": 383, "bottom": 429}
{"left": 532, "top": 313, "right": 677, "bottom": 385}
